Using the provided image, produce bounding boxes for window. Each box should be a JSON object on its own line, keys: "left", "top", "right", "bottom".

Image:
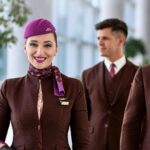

{"left": 0, "top": 47, "right": 7, "bottom": 80}
{"left": 124, "top": 0, "right": 136, "bottom": 36}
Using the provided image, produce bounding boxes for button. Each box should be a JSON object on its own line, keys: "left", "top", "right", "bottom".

{"left": 38, "top": 125, "right": 40, "bottom": 130}
{"left": 104, "top": 124, "right": 108, "bottom": 128}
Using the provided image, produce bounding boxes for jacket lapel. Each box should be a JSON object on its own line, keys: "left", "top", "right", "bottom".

{"left": 97, "top": 62, "right": 110, "bottom": 106}
{"left": 111, "top": 61, "right": 134, "bottom": 106}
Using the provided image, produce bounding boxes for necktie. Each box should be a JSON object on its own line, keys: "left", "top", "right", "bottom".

{"left": 110, "top": 63, "right": 116, "bottom": 77}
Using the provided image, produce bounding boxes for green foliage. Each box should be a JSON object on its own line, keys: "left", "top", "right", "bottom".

{"left": 142, "top": 57, "right": 150, "bottom": 65}
{"left": 0, "top": 0, "right": 30, "bottom": 48}
{"left": 125, "top": 37, "right": 146, "bottom": 58}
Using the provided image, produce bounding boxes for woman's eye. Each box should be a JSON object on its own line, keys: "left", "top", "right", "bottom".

{"left": 30, "top": 43, "right": 38, "bottom": 47}
{"left": 44, "top": 44, "right": 52, "bottom": 48}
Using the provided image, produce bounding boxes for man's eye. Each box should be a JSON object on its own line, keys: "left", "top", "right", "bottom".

{"left": 30, "top": 43, "right": 37, "bottom": 47}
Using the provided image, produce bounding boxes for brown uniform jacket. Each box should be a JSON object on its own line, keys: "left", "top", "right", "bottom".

{"left": 82, "top": 60, "right": 138, "bottom": 150}
{"left": 0, "top": 73, "right": 89, "bottom": 150}
{"left": 120, "top": 66, "right": 150, "bottom": 150}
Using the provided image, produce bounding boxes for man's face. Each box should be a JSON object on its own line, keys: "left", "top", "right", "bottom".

{"left": 97, "top": 28, "right": 124, "bottom": 61}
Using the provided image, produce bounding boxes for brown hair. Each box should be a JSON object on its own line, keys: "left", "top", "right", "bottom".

{"left": 53, "top": 32, "right": 58, "bottom": 47}
{"left": 95, "top": 18, "right": 128, "bottom": 38}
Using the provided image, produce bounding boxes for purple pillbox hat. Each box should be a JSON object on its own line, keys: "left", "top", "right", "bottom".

{"left": 24, "top": 18, "right": 56, "bottom": 39}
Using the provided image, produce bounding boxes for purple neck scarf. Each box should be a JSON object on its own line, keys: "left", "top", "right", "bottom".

{"left": 28, "top": 64, "right": 65, "bottom": 96}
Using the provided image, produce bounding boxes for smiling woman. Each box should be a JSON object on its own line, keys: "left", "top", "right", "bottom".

{"left": 0, "top": 18, "right": 89, "bottom": 150}
{"left": 24, "top": 33, "right": 57, "bottom": 69}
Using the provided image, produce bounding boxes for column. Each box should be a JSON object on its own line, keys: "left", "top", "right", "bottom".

{"left": 6, "top": 27, "right": 28, "bottom": 78}
{"left": 99, "top": 0, "right": 125, "bottom": 20}
{"left": 134, "top": 0, "right": 150, "bottom": 56}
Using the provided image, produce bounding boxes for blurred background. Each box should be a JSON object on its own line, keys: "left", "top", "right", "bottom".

{"left": 0, "top": 0, "right": 150, "bottom": 147}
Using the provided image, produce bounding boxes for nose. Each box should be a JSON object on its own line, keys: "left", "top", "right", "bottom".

{"left": 99, "top": 38, "right": 105, "bottom": 46}
{"left": 36, "top": 46, "right": 44, "bottom": 55}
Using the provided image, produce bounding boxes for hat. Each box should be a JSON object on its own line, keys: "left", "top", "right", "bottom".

{"left": 24, "top": 18, "right": 56, "bottom": 39}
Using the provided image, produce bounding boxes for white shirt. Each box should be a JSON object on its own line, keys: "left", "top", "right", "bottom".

{"left": 104, "top": 56, "right": 126, "bottom": 75}
{"left": 37, "top": 80, "right": 43, "bottom": 119}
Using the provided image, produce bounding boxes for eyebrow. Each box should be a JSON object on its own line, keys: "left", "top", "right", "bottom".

{"left": 44, "top": 41, "right": 53, "bottom": 44}
{"left": 30, "top": 40, "right": 38, "bottom": 43}
{"left": 29, "top": 40, "right": 53, "bottom": 44}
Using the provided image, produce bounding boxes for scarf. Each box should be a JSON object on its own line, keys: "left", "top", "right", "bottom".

{"left": 28, "top": 64, "right": 65, "bottom": 96}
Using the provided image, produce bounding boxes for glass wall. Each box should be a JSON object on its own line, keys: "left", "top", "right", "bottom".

{"left": 0, "top": 0, "right": 140, "bottom": 81}
{"left": 124, "top": 0, "right": 136, "bottom": 36}
{"left": 53, "top": 0, "right": 100, "bottom": 78}
{"left": 0, "top": 47, "right": 6, "bottom": 81}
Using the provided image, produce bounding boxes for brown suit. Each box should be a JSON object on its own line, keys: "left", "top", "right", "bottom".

{"left": 0, "top": 73, "right": 89, "bottom": 150}
{"left": 82, "top": 60, "right": 137, "bottom": 150}
{"left": 120, "top": 66, "right": 150, "bottom": 150}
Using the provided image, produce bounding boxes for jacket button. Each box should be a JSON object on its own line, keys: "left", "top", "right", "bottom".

{"left": 104, "top": 124, "right": 108, "bottom": 128}
{"left": 38, "top": 125, "right": 40, "bottom": 130}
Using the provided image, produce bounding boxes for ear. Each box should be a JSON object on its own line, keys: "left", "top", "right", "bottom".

{"left": 54, "top": 46, "right": 58, "bottom": 56}
{"left": 119, "top": 36, "right": 125, "bottom": 45}
{"left": 24, "top": 44, "right": 27, "bottom": 54}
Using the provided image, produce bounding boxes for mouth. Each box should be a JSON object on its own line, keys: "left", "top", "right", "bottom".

{"left": 34, "top": 56, "right": 47, "bottom": 63}
{"left": 100, "top": 47, "right": 106, "bottom": 51}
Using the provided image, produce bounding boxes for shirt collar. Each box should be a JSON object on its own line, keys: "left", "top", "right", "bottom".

{"left": 104, "top": 55, "right": 126, "bottom": 73}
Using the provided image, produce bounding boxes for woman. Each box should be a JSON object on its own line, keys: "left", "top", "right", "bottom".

{"left": 0, "top": 18, "right": 89, "bottom": 150}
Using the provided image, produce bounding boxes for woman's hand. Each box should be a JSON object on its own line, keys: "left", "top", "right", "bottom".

{"left": 0, "top": 143, "right": 6, "bottom": 148}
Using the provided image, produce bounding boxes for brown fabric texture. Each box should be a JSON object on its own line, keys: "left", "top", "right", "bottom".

{"left": 120, "top": 66, "right": 150, "bottom": 150}
{"left": 0, "top": 73, "right": 89, "bottom": 150}
{"left": 82, "top": 60, "right": 138, "bottom": 150}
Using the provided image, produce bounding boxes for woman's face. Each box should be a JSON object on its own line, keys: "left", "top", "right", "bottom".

{"left": 24, "top": 33, "right": 57, "bottom": 69}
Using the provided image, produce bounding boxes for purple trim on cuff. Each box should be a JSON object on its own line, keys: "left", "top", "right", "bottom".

{"left": 0, "top": 140, "right": 5, "bottom": 144}
{"left": 0, "top": 141, "right": 5, "bottom": 144}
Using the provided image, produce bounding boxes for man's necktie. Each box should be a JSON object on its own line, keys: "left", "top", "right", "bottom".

{"left": 110, "top": 63, "right": 116, "bottom": 77}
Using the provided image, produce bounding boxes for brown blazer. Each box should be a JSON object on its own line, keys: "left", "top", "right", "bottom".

{"left": 82, "top": 60, "right": 138, "bottom": 150}
{"left": 120, "top": 66, "right": 150, "bottom": 150}
{"left": 0, "top": 73, "right": 89, "bottom": 150}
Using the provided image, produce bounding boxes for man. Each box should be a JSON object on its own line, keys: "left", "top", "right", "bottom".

{"left": 82, "top": 18, "right": 138, "bottom": 150}
{"left": 120, "top": 66, "right": 150, "bottom": 150}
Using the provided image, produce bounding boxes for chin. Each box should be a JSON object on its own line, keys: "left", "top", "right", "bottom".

{"left": 32, "top": 64, "right": 46, "bottom": 69}
{"left": 32, "top": 61, "right": 51, "bottom": 69}
{"left": 38, "top": 66, "right": 49, "bottom": 69}
{"left": 100, "top": 54, "right": 106, "bottom": 57}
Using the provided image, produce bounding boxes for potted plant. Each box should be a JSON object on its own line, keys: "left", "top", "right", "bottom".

{"left": 0, "top": 0, "right": 30, "bottom": 48}
{"left": 125, "top": 37, "right": 146, "bottom": 58}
